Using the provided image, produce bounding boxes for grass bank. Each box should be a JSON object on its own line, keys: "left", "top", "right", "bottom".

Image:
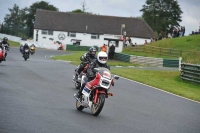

{"left": 122, "top": 34, "right": 200, "bottom": 64}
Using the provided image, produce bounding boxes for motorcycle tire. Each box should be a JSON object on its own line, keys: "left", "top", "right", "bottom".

{"left": 76, "top": 99, "right": 84, "bottom": 111}
{"left": 24, "top": 56, "right": 28, "bottom": 61}
{"left": 91, "top": 94, "right": 105, "bottom": 116}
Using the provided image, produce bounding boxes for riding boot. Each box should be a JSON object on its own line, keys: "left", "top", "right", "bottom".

{"left": 76, "top": 83, "right": 85, "bottom": 98}
{"left": 74, "top": 72, "right": 79, "bottom": 81}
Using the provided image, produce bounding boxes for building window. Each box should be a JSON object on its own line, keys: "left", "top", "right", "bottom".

{"left": 41, "top": 30, "right": 53, "bottom": 35}
{"left": 91, "top": 34, "right": 99, "bottom": 39}
{"left": 42, "top": 30, "right": 47, "bottom": 35}
{"left": 68, "top": 32, "right": 76, "bottom": 37}
{"left": 48, "top": 30, "right": 53, "bottom": 35}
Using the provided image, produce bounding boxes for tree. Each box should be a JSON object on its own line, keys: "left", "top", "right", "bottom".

{"left": 25, "top": 1, "right": 58, "bottom": 37}
{"left": 81, "top": 0, "right": 89, "bottom": 12}
{"left": 71, "top": 9, "right": 85, "bottom": 13}
{"left": 140, "top": 0, "right": 183, "bottom": 36}
{"left": 3, "top": 4, "right": 25, "bottom": 26}
{"left": 71, "top": 1, "right": 94, "bottom": 14}
{"left": 2, "top": 4, "right": 28, "bottom": 35}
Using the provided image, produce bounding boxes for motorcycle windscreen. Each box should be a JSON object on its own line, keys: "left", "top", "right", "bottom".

{"left": 102, "top": 71, "right": 111, "bottom": 79}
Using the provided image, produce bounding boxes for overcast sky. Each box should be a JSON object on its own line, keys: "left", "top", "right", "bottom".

{"left": 0, "top": 0, "right": 199, "bottom": 36}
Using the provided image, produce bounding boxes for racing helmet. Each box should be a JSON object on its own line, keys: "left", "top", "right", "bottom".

{"left": 89, "top": 47, "right": 96, "bottom": 57}
{"left": 3, "top": 37, "right": 8, "bottom": 42}
{"left": 97, "top": 51, "right": 108, "bottom": 64}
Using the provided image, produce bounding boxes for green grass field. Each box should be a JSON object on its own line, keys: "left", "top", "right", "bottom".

{"left": 123, "top": 34, "right": 200, "bottom": 64}
{"left": 111, "top": 68, "right": 200, "bottom": 102}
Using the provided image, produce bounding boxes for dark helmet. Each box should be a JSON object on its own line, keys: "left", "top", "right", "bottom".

{"left": 24, "top": 43, "right": 28, "bottom": 47}
{"left": 3, "top": 37, "right": 8, "bottom": 42}
{"left": 89, "top": 47, "right": 96, "bottom": 57}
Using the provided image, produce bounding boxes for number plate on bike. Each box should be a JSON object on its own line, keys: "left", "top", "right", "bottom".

{"left": 82, "top": 87, "right": 91, "bottom": 97}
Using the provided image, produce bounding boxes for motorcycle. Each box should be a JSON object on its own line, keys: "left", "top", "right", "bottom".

{"left": 73, "top": 63, "right": 89, "bottom": 90}
{"left": 57, "top": 46, "right": 63, "bottom": 50}
{"left": 30, "top": 45, "right": 35, "bottom": 55}
{"left": 74, "top": 67, "right": 119, "bottom": 116}
{"left": 2, "top": 43, "right": 9, "bottom": 60}
{"left": 57, "top": 43, "right": 64, "bottom": 50}
{"left": 0, "top": 47, "right": 5, "bottom": 63}
{"left": 23, "top": 48, "right": 30, "bottom": 61}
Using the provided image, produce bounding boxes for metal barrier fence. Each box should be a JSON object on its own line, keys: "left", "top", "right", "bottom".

{"left": 180, "top": 63, "right": 200, "bottom": 84}
{"left": 114, "top": 53, "right": 130, "bottom": 62}
{"left": 115, "top": 53, "right": 180, "bottom": 68}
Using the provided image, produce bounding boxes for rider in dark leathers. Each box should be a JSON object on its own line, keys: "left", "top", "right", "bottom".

{"left": 74, "top": 47, "right": 97, "bottom": 81}
{"left": 0, "top": 37, "right": 10, "bottom": 61}
{"left": 22, "top": 43, "right": 30, "bottom": 56}
{"left": 75, "top": 51, "right": 110, "bottom": 98}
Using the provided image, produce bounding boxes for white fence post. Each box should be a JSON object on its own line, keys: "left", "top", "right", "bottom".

{"left": 179, "top": 57, "right": 182, "bottom": 71}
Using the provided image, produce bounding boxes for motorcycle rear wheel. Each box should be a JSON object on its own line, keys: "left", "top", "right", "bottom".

{"left": 91, "top": 94, "right": 105, "bottom": 116}
{"left": 76, "top": 100, "right": 84, "bottom": 111}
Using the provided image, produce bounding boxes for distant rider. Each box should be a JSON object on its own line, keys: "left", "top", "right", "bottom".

{"left": 19, "top": 43, "right": 24, "bottom": 53}
{"left": 0, "top": 43, "right": 5, "bottom": 59}
{"left": 0, "top": 37, "right": 10, "bottom": 61}
{"left": 22, "top": 43, "right": 30, "bottom": 56}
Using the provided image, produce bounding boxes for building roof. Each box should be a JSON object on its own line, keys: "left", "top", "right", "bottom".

{"left": 34, "top": 9, "right": 154, "bottom": 39}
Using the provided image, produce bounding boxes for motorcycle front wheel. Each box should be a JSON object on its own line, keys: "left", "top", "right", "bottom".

{"left": 24, "top": 56, "right": 28, "bottom": 61}
{"left": 91, "top": 94, "right": 105, "bottom": 116}
{"left": 76, "top": 100, "right": 84, "bottom": 111}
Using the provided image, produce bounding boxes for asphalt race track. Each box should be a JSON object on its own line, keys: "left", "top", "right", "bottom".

{"left": 0, "top": 47, "right": 200, "bottom": 133}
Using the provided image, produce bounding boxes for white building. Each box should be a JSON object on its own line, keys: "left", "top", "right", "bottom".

{"left": 34, "top": 9, "right": 154, "bottom": 53}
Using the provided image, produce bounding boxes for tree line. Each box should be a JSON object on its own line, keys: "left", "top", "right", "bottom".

{"left": 0, "top": 0, "right": 183, "bottom": 38}
{"left": 140, "top": 0, "right": 183, "bottom": 37}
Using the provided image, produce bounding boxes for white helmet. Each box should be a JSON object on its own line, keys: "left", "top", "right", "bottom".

{"left": 97, "top": 51, "right": 108, "bottom": 64}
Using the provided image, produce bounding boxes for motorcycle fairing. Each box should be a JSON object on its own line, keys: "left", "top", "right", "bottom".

{"left": 85, "top": 73, "right": 101, "bottom": 89}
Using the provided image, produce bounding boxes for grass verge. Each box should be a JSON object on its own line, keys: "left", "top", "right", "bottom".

{"left": 8, "top": 40, "right": 20, "bottom": 47}
{"left": 111, "top": 68, "right": 200, "bottom": 102}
